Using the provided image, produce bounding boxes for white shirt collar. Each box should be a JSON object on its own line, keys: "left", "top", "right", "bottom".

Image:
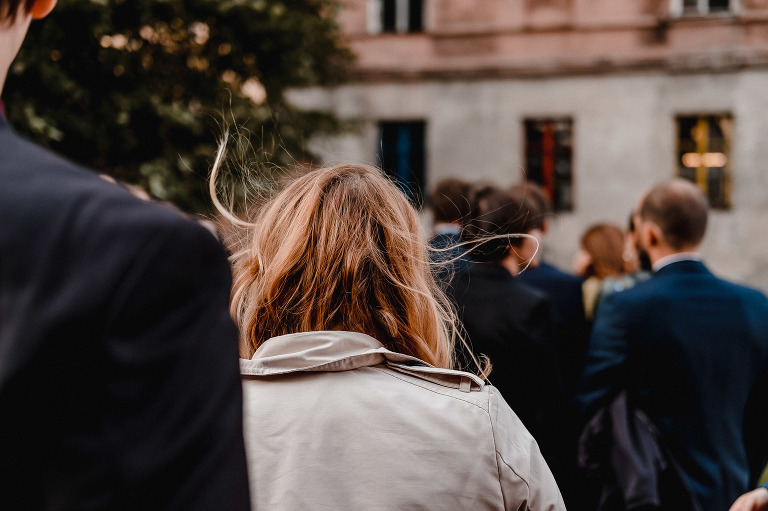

{"left": 432, "top": 223, "right": 461, "bottom": 236}
{"left": 652, "top": 252, "right": 702, "bottom": 272}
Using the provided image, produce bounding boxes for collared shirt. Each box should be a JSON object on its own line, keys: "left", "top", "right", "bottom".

{"left": 652, "top": 252, "right": 702, "bottom": 273}
{"left": 240, "top": 330, "right": 565, "bottom": 511}
{"left": 432, "top": 222, "right": 462, "bottom": 236}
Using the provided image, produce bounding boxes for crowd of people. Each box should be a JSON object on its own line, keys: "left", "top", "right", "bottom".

{"left": 3, "top": 1, "right": 768, "bottom": 510}
{"left": 429, "top": 177, "right": 768, "bottom": 511}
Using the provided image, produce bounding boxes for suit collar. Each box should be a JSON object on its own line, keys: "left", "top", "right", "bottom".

{"left": 653, "top": 258, "right": 710, "bottom": 277}
{"left": 652, "top": 252, "right": 702, "bottom": 272}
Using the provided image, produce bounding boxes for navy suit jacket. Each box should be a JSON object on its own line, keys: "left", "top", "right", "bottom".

{"left": 0, "top": 116, "right": 250, "bottom": 509}
{"left": 578, "top": 259, "right": 768, "bottom": 511}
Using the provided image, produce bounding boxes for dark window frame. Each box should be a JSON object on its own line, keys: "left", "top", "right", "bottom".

{"left": 523, "top": 118, "right": 575, "bottom": 212}
{"left": 378, "top": 120, "right": 427, "bottom": 207}
{"left": 675, "top": 113, "right": 733, "bottom": 210}
{"left": 380, "top": 0, "right": 423, "bottom": 33}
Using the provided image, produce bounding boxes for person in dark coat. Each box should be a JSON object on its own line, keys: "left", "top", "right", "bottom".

{"left": 507, "top": 182, "right": 595, "bottom": 510}
{"left": 447, "top": 184, "right": 573, "bottom": 504}
{"left": 0, "top": 2, "right": 250, "bottom": 509}
{"left": 578, "top": 179, "right": 768, "bottom": 511}
{"left": 511, "top": 182, "right": 589, "bottom": 398}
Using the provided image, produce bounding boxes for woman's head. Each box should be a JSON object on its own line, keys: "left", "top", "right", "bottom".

{"left": 574, "top": 223, "right": 626, "bottom": 279}
{"left": 221, "top": 162, "right": 455, "bottom": 368}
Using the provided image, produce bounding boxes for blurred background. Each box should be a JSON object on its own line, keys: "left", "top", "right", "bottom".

{"left": 5, "top": 0, "right": 768, "bottom": 292}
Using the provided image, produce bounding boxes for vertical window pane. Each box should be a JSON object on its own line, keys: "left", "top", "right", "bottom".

{"left": 382, "top": 0, "right": 396, "bottom": 32}
{"left": 524, "top": 118, "right": 574, "bottom": 212}
{"left": 675, "top": 114, "right": 732, "bottom": 209}
{"left": 379, "top": 121, "right": 426, "bottom": 206}
{"left": 408, "top": 0, "right": 423, "bottom": 32}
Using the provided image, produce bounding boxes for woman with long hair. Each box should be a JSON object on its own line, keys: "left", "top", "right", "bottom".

{"left": 212, "top": 153, "right": 564, "bottom": 510}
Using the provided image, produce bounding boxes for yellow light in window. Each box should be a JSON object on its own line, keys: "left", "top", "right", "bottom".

{"left": 682, "top": 152, "right": 727, "bottom": 168}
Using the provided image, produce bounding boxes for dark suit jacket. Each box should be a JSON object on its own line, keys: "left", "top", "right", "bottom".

{"left": 0, "top": 116, "right": 250, "bottom": 510}
{"left": 578, "top": 259, "right": 768, "bottom": 511}
{"left": 448, "top": 263, "right": 568, "bottom": 471}
{"left": 518, "top": 260, "right": 589, "bottom": 397}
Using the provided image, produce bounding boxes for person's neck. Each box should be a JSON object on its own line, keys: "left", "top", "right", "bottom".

{"left": 500, "top": 252, "right": 524, "bottom": 276}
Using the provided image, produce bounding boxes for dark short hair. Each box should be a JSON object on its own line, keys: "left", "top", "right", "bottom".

{"left": 509, "top": 181, "right": 550, "bottom": 230}
{"left": 510, "top": 181, "right": 552, "bottom": 217}
{"left": 430, "top": 178, "right": 471, "bottom": 224}
{"left": 639, "top": 179, "right": 708, "bottom": 250}
{"left": 1, "top": 0, "right": 35, "bottom": 22}
{"left": 461, "top": 184, "right": 535, "bottom": 263}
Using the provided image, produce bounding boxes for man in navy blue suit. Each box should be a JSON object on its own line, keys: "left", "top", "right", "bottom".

{"left": 578, "top": 179, "right": 768, "bottom": 511}
{"left": 0, "top": 1, "right": 250, "bottom": 509}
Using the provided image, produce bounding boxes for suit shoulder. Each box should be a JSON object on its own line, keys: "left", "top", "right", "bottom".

{"left": 2, "top": 132, "right": 221, "bottom": 268}
{"left": 719, "top": 278, "right": 768, "bottom": 308}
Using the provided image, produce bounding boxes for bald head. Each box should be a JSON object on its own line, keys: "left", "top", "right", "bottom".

{"left": 638, "top": 179, "right": 708, "bottom": 251}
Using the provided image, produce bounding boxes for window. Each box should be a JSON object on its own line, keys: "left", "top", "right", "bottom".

{"left": 671, "top": 0, "right": 732, "bottom": 16}
{"left": 676, "top": 114, "right": 732, "bottom": 209}
{"left": 379, "top": 121, "right": 426, "bottom": 205}
{"left": 369, "top": 0, "right": 423, "bottom": 34}
{"left": 524, "top": 118, "right": 574, "bottom": 212}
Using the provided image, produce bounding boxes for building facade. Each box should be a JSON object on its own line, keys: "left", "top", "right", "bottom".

{"left": 290, "top": 0, "right": 768, "bottom": 290}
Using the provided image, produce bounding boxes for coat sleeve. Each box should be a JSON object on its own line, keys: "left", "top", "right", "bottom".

{"left": 489, "top": 387, "right": 566, "bottom": 511}
{"left": 101, "top": 212, "right": 251, "bottom": 510}
{"left": 577, "top": 292, "right": 631, "bottom": 419}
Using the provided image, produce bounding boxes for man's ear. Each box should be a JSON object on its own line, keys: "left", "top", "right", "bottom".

{"left": 30, "top": 0, "right": 57, "bottom": 20}
{"left": 645, "top": 222, "right": 664, "bottom": 248}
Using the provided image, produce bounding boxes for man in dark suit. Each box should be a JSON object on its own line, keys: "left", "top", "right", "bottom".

{"left": 578, "top": 179, "right": 768, "bottom": 511}
{"left": 0, "top": 2, "right": 250, "bottom": 509}
{"left": 511, "top": 182, "right": 588, "bottom": 397}
{"left": 508, "top": 182, "right": 593, "bottom": 510}
{"left": 448, "top": 184, "right": 577, "bottom": 505}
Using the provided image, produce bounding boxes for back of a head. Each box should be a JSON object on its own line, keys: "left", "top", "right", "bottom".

{"left": 509, "top": 181, "right": 553, "bottom": 223}
{"left": 461, "top": 184, "right": 535, "bottom": 263}
{"left": 580, "top": 223, "right": 626, "bottom": 279}
{"left": 226, "top": 163, "right": 454, "bottom": 368}
{"left": 430, "top": 178, "right": 471, "bottom": 225}
{"left": 639, "top": 179, "right": 708, "bottom": 250}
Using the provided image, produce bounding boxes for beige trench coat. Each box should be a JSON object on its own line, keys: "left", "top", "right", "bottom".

{"left": 241, "top": 330, "right": 566, "bottom": 510}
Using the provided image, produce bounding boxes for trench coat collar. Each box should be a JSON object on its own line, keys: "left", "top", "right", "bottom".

{"left": 240, "top": 330, "right": 485, "bottom": 392}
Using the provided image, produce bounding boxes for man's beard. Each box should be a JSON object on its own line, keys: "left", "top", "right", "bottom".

{"left": 636, "top": 243, "right": 652, "bottom": 271}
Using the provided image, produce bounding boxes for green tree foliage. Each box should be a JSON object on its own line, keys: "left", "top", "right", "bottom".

{"left": 4, "top": 0, "right": 353, "bottom": 212}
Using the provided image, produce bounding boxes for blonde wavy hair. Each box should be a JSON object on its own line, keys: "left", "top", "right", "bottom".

{"left": 211, "top": 151, "right": 461, "bottom": 369}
